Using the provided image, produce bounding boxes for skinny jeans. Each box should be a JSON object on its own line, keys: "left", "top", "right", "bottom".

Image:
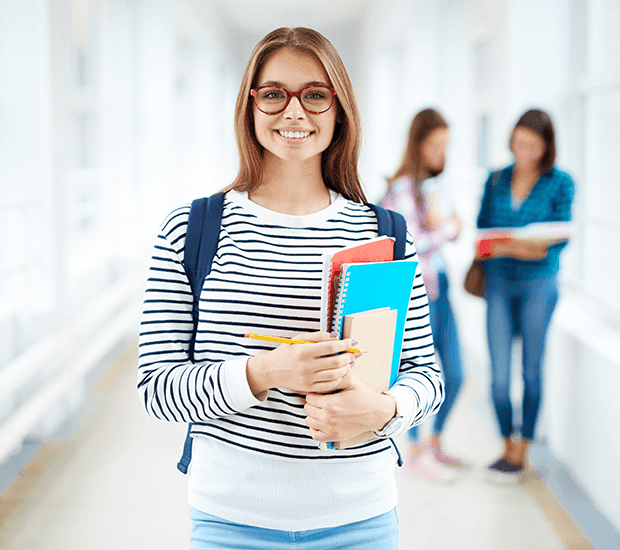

{"left": 485, "top": 274, "right": 559, "bottom": 439}
{"left": 408, "top": 271, "right": 464, "bottom": 441}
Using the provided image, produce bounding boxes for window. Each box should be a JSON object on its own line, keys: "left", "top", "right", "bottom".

{"left": 64, "top": 0, "right": 103, "bottom": 245}
{"left": 564, "top": 0, "right": 620, "bottom": 317}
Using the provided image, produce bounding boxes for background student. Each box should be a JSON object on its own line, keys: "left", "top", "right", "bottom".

{"left": 476, "top": 109, "right": 575, "bottom": 478}
{"left": 138, "top": 27, "right": 443, "bottom": 549}
{"left": 381, "top": 108, "right": 464, "bottom": 480}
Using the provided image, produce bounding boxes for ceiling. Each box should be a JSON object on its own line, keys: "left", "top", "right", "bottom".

{"left": 211, "top": 0, "right": 370, "bottom": 89}
{"left": 214, "top": 0, "right": 370, "bottom": 33}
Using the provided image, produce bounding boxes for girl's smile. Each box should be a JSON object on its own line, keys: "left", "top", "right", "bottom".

{"left": 276, "top": 128, "right": 313, "bottom": 141}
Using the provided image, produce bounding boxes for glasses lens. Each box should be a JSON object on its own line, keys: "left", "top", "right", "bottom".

{"left": 300, "top": 86, "right": 333, "bottom": 113}
{"left": 255, "top": 87, "right": 287, "bottom": 113}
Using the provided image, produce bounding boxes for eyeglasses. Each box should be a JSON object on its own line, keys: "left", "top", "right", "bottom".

{"left": 250, "top": 85, "right": 337, "bottom": 115}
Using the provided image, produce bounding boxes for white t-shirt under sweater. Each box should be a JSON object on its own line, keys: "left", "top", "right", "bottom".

{"left": 138, "top": 190, "right": 444, "bottom": 531}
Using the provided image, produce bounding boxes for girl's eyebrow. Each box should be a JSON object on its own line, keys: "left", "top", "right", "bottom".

{"left": 259, "top": 80, "right": 331, "bottom": 88}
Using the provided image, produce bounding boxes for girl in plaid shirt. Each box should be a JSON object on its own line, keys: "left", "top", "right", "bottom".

{"left": 382, "top": 109, "right": 464, "bottom": 480}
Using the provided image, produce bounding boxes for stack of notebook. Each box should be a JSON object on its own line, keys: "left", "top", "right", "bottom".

{"left": 319, "top": 236, "right": 395, "bottom": 332}
{"left": 319, "top": 239, "right": 419, "bottom": 450}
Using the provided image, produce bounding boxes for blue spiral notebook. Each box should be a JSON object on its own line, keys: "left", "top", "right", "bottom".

{"left": 331, "top": 260, "right": 419, "bottom": 386}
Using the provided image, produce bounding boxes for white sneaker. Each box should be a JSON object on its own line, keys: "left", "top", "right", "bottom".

{"left": 404, "top": 449, "right": 457, "bottom": 481}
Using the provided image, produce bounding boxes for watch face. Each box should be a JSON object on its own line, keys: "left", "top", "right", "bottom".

{"left": 374, "top": 392, "right": 403, "bottom": 437}
{"left": 387, "top": 416, "right": 403, "bottom": 436}
{"left": 377, "top": 411, "right": 403, "bottom": 437}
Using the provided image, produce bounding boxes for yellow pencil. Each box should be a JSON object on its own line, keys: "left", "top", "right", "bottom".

{"left": 245, "top": 333, "right": 364, "bottom": 354}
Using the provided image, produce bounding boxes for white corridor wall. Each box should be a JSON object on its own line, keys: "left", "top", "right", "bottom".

{"left": 0, "top": 0, "right": 236, "bottom": 471}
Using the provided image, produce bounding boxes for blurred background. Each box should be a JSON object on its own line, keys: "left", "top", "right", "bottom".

{"left": 0, "top": 0, "right": 619, "bottom": 548}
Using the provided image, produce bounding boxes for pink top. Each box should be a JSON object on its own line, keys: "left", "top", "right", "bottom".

{"left": 381, "top": 176, "right": 458, "bottom": 300}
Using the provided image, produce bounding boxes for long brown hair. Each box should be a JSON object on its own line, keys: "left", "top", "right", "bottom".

{"left": 387, "top": 108, "right": 448, "bottom": 206}
{"left": 509, "top": 109, "right": 556, "bottom": 174}
{"left": 223, "top": 27, "right": 366, "bottom": 203}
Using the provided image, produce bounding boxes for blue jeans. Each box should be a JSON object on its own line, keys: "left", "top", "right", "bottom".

{"left": 189, "top": 507, "right": 398, "bottom": 549}
{"left": 408, "top": 271, "right": 464, "bottom": 441}
{"left": 485, "top": 274, "right": 559, "bottom": 440}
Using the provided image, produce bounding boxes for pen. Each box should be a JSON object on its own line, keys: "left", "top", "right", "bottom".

{"left": 245, "top": 333, "right": 364, "bottom": 354}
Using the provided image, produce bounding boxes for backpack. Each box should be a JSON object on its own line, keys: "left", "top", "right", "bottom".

{"left": 177, "top": 193, "right": 408, "bottom": 474}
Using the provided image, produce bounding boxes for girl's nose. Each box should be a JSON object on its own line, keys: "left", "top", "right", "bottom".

{"left": 283, "top": 96, "right": 306, "bottom": 119}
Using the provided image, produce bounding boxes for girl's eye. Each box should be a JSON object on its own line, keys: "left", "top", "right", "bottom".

{"left": 264, "top": 90, "right": 285, "bottom": 99}
{"left": 304, "top": 92, "right": 326, "bottom": 100}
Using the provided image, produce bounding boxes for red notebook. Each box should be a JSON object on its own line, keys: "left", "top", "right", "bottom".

{"left": 319, "top": 236, "right": 395, "bottom": 331}
{"left": 475, "top": 222, "right": 573, "bottom": 258}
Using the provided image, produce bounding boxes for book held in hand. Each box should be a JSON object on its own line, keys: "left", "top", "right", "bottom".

{"left": 476, "top": 222, "right": 573, "bottom": 258}
{"left": 332, "top": 259, "right": 418, "bottom": 387}
{"left": 328, "top": 307, "right": 398, "bottom": 450}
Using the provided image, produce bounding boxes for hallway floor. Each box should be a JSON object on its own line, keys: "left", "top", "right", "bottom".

{"left": 0, "top": 344, "right": 594, "bottom": 550}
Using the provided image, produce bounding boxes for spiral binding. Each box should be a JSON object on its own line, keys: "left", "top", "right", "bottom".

{"left": 324, "top": 261, "right": 335, "bottom": 331}
{"left": 333, "top": 270, "right": 351, "bottom": 336}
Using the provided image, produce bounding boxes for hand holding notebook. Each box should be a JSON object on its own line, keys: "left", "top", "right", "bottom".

{"left": 332, "top": 259, "right": 418, "bottom": 386}
{"left": 326, "top": 308, "right": 398, "bottom": 450}
{"left": 476, "top": 222, "right": 573, "bottom": 258}
{"left": 318, "top": 258, "right": 418, "bottom": 450}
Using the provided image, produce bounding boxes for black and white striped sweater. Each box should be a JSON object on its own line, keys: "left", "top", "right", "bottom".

{"left": 138, "top": 190, "right": 444, "bottom": 462}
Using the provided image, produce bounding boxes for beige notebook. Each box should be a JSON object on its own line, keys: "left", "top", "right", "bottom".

{"left": 331, "top": 307, "right": 398, "bottom": 450}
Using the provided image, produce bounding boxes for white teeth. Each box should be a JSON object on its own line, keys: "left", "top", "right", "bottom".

{"left": 279, "top": 130, "right": 311, "bottom": 139}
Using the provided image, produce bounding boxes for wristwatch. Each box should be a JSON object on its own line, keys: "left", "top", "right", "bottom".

{"left": 372, "top": 391, "right": 404, "bottom": 439}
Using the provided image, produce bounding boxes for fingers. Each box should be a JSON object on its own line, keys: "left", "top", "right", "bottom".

{"left": 301, "top": 353, "right": 355, "bottom": 393}
{"left": 304, "top": 404, "right": 333, "bottom": 441}
{"left": 303, "top": 358, "right": 354, "bottom": 393}
{"left": 308, "top": 379, "right": 346, "bottom": 395}
{"left": 305, "top": 371, "right": 354, "bottom": 399}
{"left": 311, "top": 338, "right": 358, "bottom": 358}
{"left": 318, "top": 350, "right": 356, "bottom": 371}
{"left": 312, "top": 363, "right": 350, "bottom": 383}
{"left": 304, "top": 389, "right": 338, "bottom": 409}
{"left": 333, "top": 370, "right": 355, "bottom": 390}
{"left": 281, "top": 332, "right": 357, "bottom": 356}
{"left": 304, "top": 400, "right": 321, "bottom": 417}
{"left": 289, "top": 341, "right": 356, "bottom": 369}
{"left": 308, "top": 427, "right": 331, "bottom": 442}
{"left": 286, "top": 339, "right": 357, "bottom": 363}
{"left": 268, "top": 334, "right": 357, "bottom": 393}
{"left": 290, "top": 330, "right": 335, "bottom": 343}
{"left": 305, "top": 398, "right": 349, "bottom": 442}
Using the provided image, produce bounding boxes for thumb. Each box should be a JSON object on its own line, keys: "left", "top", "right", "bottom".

{"left": 334, "top": 370, "right": 356, "bottom": 391}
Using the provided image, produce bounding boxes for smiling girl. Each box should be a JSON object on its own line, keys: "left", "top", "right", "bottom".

{"left": 138, "top": 27, "right": 443, "bottom": 549}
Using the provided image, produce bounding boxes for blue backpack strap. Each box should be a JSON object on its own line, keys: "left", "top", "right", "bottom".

{"left": 366, "top": 203, "right": 408, "bottom": 468}
{"left": 366, "top": 203, "right": 408, "bottom": 260}
{"left": 177, "top": 193, "right": 225, "bottom": 475}
{"left": 185, "top": 193, "right": 225, "bottom": 362}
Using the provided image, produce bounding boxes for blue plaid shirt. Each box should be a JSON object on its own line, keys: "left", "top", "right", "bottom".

{"left": 476, "top": 164, "right": 575, "bottom": 280}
